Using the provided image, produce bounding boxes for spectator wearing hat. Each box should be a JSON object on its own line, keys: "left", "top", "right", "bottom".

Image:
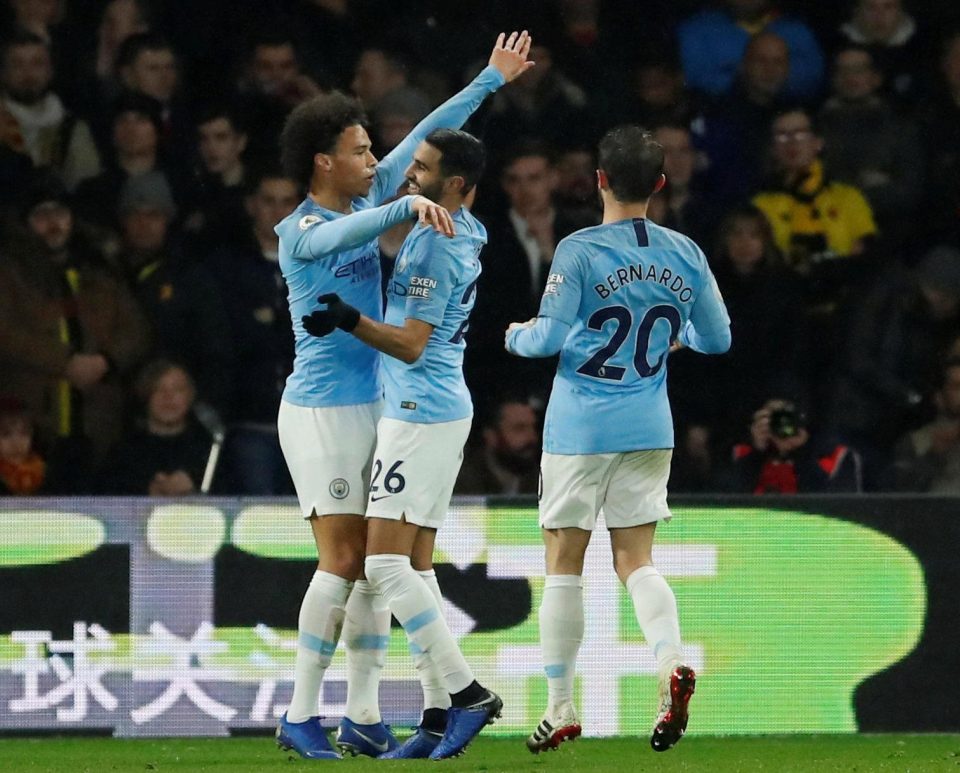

{"left": 829, "top": 245, "right": 960, "bottom": 487}
{"left": 73, "top": 90, "right": 181, "bottom": 230}
{"left": 0, "top": 173, "right": 150, "bottom": 479}
{"left": 118, "top": 170, "right": 236, "bottom": 416}
{"left": 0, "top": 30, "right": 101, "bottom": 189}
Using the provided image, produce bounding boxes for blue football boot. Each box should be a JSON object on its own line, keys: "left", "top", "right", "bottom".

{"left": 276, "top": 713, "right": 342, "bottom": 760}
{"left": 336, "top": 717, "right": 398, "bottom": 757}
{"left": 378, "top": 726, "right": 444, "bottom": 759}
{"left": 429, "top": 689, "right": 502, "bottom": 759}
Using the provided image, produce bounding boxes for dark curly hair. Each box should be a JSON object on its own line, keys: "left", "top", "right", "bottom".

{"left": 280, "top": 92, "right": 368, "bottom": 188}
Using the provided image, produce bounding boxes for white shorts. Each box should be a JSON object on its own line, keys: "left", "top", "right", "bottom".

{"left": 365, "top": 415, "right": 472, "bottom": 529}
{"left": 539, "top": 449, "right": 673, "bottom": 530}
{"left": 278, "top": 399, "right": 382, "bottom": 518}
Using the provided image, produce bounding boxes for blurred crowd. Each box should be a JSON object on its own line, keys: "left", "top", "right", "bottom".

{"left": 1, "top": 0, "right": 959, "bottom": 498}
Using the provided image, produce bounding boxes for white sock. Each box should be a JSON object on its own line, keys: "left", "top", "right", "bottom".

{"left": 343, "top": 579, "right": 391, "bottom": 724}
{"left": 414, "top": 569, "right": 452, "bottom": 711}
{"left": 287, "top": 570, "right": 352, "bottom": 723}
{"left": 540, "top": 574, "right": 584, "bottom": 713}
{"left": 365, "top": 554, "right": 474, "bottom": 694}
{"left": 626, "top": 566, "right": 682, "bottom": 676}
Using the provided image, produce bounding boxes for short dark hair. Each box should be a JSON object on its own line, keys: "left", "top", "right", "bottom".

{"left": 597, "top": 125, "right": 664, "bottom": 202}
{"left": 502, "top": 138, "right": 555, "bottom": 170}
{"left": 280, "top": 91, "right": 368, "bottom": 187}
{"left": 116, "top": 32, "right": 175, "bottom": 70}
{"left": 196, "top": 103, "right": 246, "bottom": 135}
{"left": 424, "top": 128, "right": 486, "bottom": 195}
{"left": 773, "top": 104, "right": 820, "bottom": 135}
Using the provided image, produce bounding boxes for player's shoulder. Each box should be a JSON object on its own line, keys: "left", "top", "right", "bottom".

{"left": 275, "top": 199, "right": 333, "bottom": 241}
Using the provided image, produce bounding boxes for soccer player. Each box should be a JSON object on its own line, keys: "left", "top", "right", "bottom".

{"left": 273, "top": 33, "right": 534, "bottom": 761}
{"left": 300, "top": 128, "right": 495, "bottom": 759}
{"left": 505, "top": 126, "right": 731, "bottom": 754}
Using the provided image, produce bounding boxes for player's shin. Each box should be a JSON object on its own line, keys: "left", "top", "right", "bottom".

{"left": 540, "top": 574, "right": 584, "bottom": 713}
{"left": 343, "top": 580, "right": 390, "bottom": 724}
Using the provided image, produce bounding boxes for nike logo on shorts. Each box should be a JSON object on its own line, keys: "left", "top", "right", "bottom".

{"left": 369, "top": 494, "right": 393, "bottom": 502}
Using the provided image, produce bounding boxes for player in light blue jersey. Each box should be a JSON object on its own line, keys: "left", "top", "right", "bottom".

{"left": 272, "top": 33, "right": 534, "bottom": 761}
{"left": 301, "top": 129, "right": 500, "bottom": 759}
{"left": 506, "top": 126, "right": 731, "bottom": 755}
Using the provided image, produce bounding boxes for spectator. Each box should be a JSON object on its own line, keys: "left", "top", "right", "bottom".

{"left": 650, "top": 124, "right": 716, "bottom": 246}
{"left": 468, "top": 140, "right": 594, "bottom": 406}
{"left": 117, "top": 171, "right": 235, "bottom": 415}
{"left": 678, "top": 0, "right": 824, "bottom": 101}
{"left": 0, "top": 396, "right": 45, "bottom": 495}
{"left": 622, "top": 56, "right": 702, "bottom": 130}
{"left": 920, "top": 30, "right": 960, "bottom": 248}
{"left": 819, "top": 44, "right": 923, "bottom": 243}
{"left": 350, "top": 46, "right": 410, "bottom": 113}
{"left": 73, "top": 91, "right": 179, "bottom": 229}
{"left": 455, "top": 397, "right": 540, "bottom": 496}
{"left": 753, "top": 106, "right": 877, "bottom": 320}
{"left": 182, "top": 104, "right": 250, "bottom": 255}
{"left": 698, "top": 32, "right": 791, "bottom": 201}
{"left": 0, "top": 30, "right": 101, "bottom": 189}
{"left": 481, "top": 41, "right": 599, "bottom": 160}
{"left": 115, "top": 32, "right": 191, "bottom": 153}
{"left": 671, "top": 205, "right": 807, "bottom": 488}
{"left": 371, "top": 86, "right": 431, "bottom": 156}
{"left": 235, "top": 32, "right": 322, "bottom": 161}
{"left": 0, "top": 174, "right": 150, "bottom": 472}
{"left": 829, "top": 245, "right": 960, "bottom": 485}
{"left": 98, "top": 359, "right": 214, "bottom": 495}
{"left": 208, "top": 169, "right": 298, "bottom": 494}
{"left": 554, "top": 145, "right": 601, "bottom": 221}
{"left": 836, "top": 0, "right": 926, "bottom": 105}
{"left": 888, "top": 357, "right": 960, "bottom": 492}
{"left": 725, "top": 398, "right": 862, "bottom": 493}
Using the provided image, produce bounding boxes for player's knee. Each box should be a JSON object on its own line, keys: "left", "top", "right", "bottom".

{"left": 321, "top": 543, "right": 365, "bottom": 580}
{"left": 613, "top": 554, "right": 652, "bottom": 585}
{"left": 364, "top": 553, "right": 411, "bottom": 594}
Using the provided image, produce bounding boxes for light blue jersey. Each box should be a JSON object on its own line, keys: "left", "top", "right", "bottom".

{"left": 381, "top": 207, "right": 485, "bottom": 423}
{"left": 508, "top": 218, "right": 731, "bottom": 454}
{"left": 277, "top": 64, "right": 506, "bottom": 409}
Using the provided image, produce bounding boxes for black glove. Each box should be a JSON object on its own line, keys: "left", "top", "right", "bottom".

{"left": 301, "top": 293, "right": 361, "bottom": 337}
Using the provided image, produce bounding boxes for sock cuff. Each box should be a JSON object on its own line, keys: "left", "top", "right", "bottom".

{"left": 545, "top": 574, "right": 583, "bottom": 589}
{"left": 311, "top": 570, "right": 354, "bottom": 604}
{"left": 416, "top": 569, "right": 437, "bottom": 580}
{"left": 365, "top": 554, "right": 412, "bottom": 570}
{"left": 626, "top": 565, "right": 659, "bottom": 595}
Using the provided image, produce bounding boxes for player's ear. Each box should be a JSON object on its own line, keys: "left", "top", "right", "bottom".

{"left": 445, "top": 175, "right": 466, "bottom": 196}
{"left": 314, "top": 152, "right": 333, "bottom": 173}
{"left": 653, "top": 173, "right": 666, "bottom": 194}
{"left": 596, "top": 169, "right": 609, "bottom": 191}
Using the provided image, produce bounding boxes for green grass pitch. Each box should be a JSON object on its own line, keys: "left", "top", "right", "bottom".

{"left": 0, "top": 735, "right": 958, "bottom": 772}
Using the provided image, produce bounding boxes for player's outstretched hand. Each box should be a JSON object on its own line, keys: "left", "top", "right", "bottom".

{"left": 302, "top": 293, "right": 361, "bottom": 337}
{"left": 412, "top": 195, "right": 456, "bottom": 237}
{"left": 489, "top": 30, "right": 535, "bottom": 83}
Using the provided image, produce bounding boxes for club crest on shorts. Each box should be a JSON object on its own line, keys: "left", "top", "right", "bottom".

{"left": 329, "top": 478, "right": 350, "bottom": 499}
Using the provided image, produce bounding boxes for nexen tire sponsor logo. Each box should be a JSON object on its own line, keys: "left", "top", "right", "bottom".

{"left": 409, "top": 276, "right": 437, "bottom": 298}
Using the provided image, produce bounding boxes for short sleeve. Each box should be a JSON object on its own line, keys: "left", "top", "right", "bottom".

{"left": 403, "top": 231, "right": 458, "bottom": 327}
{"left": 537, "top": 239, "right": 583, "bottom": 326}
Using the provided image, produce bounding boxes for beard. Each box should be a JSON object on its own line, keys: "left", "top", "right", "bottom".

{"left": 7, "top": 85, "right": 49, "bottom": 106}
{"left": 493, "top": 444, "right": 539, "bottom": 475}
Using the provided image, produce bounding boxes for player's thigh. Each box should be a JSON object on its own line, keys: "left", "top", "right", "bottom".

{"left": 542, "top": 526, "right": 593, "bottom": 575}
{"left": 411, "top": 528, "right": 437, "bottom": 572}
{"left": 309, "top": 513, "right": 367, "bottom": 579}
{"left": 278, "top": 399, "right": 380, "bottom": 518}
{"left": 365, "top": 416, "right": 472, "bottom": 530}
{"left": 601, "top": 449, "right": 673, "bottom": 529}
{"left": 539, "top": 451, "right": 615, "bottom": 531}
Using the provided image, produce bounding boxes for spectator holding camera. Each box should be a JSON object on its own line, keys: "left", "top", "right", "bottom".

{"left": 726, "top": 398, "right": 861, "bottom": 493}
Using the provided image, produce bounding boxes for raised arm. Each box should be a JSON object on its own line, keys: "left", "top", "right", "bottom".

{"left": 368, "top": 31, "right": 535, "bottom": 204}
